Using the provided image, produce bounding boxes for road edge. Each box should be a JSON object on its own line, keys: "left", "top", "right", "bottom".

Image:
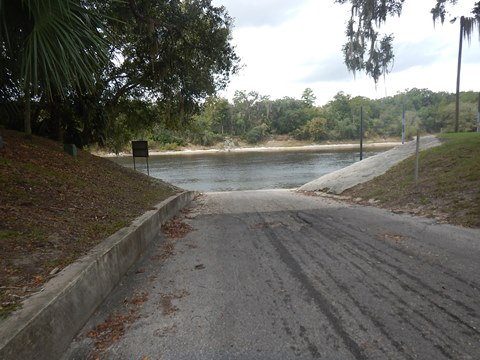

{"left": 0, "top": 190, "right": 197, "bottom": 360}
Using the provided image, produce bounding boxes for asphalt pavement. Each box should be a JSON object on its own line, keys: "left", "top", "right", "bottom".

{"left": 63, "top": 190, "right": 480, "bottom": 359}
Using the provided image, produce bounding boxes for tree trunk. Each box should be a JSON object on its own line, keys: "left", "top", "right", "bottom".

{"left": 455, "top": 16, "right": 464, "bottom": 133}
{"left": 24, "top": 83, "right": 32, "bottom": 136}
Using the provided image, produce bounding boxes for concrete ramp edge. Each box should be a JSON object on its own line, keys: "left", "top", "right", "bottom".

{"left": 298, "top": 136, "right": 441, "bottom": 194}
{"left": 0, "top": 191, "right": 197, "bottom": 360}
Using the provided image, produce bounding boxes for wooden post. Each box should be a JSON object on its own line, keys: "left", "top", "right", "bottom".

{"left": 402, "top": 105, "right": 406, "bottom": 144}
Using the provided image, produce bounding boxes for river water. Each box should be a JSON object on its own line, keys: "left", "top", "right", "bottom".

{"left": 110, "top": 149, "right": 380, "bottom": 192}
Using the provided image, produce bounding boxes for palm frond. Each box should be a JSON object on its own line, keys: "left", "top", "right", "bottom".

{"left": 2, "top": 0, "right": 109, "bottom": 99}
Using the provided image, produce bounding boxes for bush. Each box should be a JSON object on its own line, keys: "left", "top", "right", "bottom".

{"left": 152, "top": 131, "right": 187, "bottom": 147}
{"left": 293, "top": 117, "right": 327, "bottom": 142}
{"left": 245, "top": 124, "right": 268, "bottom": 144}
{"left": 160, "top": 142, "right": 182, "bottom": 151}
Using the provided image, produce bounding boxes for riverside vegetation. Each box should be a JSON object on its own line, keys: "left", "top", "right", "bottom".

{"left": 102, "top": 88, "right": 480, "bottom": 154}
{"left": 1, "top": 130, "right": 479, "bottom": 318}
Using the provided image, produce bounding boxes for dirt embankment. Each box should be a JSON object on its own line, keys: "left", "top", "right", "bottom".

{"left": 0, "top": 130, "right": 179, "bottom": 317}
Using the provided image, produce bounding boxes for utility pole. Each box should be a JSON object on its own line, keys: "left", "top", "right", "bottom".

{"left": 455, "top": 16, "right": 464, "bottom": 133}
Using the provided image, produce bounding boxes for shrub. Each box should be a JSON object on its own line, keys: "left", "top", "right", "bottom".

{"left": 245, "top": 124, "right": 268, "bottom": 144}
{"left": 152, "top": 131, "right": 186, "bottom": 147}
{"left": 160, "top": 142, "right": 181, "bottom": 151}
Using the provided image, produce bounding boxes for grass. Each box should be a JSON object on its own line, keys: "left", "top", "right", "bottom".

{"left": 344, "top": 132, "right": 480, "bottom": 227}
{"left": 0, "top": 130, "right": 180, "bottom": 318}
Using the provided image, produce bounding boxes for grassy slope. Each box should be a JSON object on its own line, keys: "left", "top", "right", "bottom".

{"left": 0, "top": 130, "right": 180, "bottom": 317}
{"left": 344, "top": 133, "right": 480, "bottom": 228}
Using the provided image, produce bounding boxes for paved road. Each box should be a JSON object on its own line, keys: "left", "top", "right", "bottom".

{"left": 65, "top": 190, "right": 480, "bottom": 360}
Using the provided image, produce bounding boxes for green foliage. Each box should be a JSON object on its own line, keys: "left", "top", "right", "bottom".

{"left": 269, "top": 97, "right": 316, "bottom": 135}
{"left": 188, "top": 130, "right": 223, "bottom": 147}
{"left": 301, "top": 88, "right": 317, "bottom": 107}
{"left": 231, "top": 90, "right": 271, "bottom": 135}
{"left": 322, "top": 92, "right": 360, "bottom": 139}
{"left": 1, "top": 0, "right": 240, "bottom": 146}
{"left": 104, "top": 114, "right": 133, "bottom": 155}
{"left": 0, "top": 0, "right": 109, "bottom": 100}
{"left": 294, "top": 117, "right": 328, "bottom": 141}
{"left": 245, "top": 124, "right": 269, "bottom": 144}
{"left": 159, "top": 143, "right": 183, "bottom": 151}
{"left": 152, "top": 132, "right": 187, "bottom": 147}
{"left": 101, "top": 0, "right": 240, "bottom": 129}
{"left": 182, "top": 88, "right": 478, "bottom": 146}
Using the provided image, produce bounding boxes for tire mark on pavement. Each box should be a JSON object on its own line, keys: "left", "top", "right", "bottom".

{"left": 293, "top": 230, "right": 456, "bottom": 359}
{"left": 259, "top": 213, "right": 368, "bottom": 360}
{"left": 326, "top": 210, "right": 480, "bottom": 292}
{"left": 288, "top": 210, "right": 479, "bottom": 358}
{"left": 296, "top": 211, "right": 480, "bottom": 329}
{"left": 271, "top": 220, "right": 412, "bottom": 359}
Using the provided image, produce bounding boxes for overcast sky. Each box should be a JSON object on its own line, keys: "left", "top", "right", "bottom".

{"left": 211, "top": 0, "right": 480, "bottom": 106}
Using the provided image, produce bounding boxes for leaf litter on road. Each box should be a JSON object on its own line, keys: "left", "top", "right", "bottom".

{"left": 161, "top": 216, "right": 193, "bottom": 238}
{"left": 159, "top": 289, "right": 189, "bottom": 316}
{"left": 84, "top": 291, "right": 149, "bottom": 357}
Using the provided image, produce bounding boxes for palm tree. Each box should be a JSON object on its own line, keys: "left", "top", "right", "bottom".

{"left": 433, "top": 2, "right": 480, "bottom": 132}
{"left": 0, "top": 0, "right": 109, "bottom": 135}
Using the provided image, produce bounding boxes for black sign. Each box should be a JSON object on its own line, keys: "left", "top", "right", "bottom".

{"left": 132, "top": 141, "right": 149, "bottom": 158}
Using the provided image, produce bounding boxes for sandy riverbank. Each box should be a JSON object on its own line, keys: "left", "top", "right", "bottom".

{"left": 99, "top": 141, "right": 400, "bottom": 157}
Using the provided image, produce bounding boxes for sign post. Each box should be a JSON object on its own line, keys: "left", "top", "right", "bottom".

{"left": 131, "top": 141, "right": 150, "bottom": 176}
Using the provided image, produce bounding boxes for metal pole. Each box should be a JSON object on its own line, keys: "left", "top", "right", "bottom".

{"left": 415, "top": 130, "right": 420, "bottom": 187}
{"left": 455, "top": 16, "right": 464, "bottom": 133}
{"left": 146, "top": 157, "right": 150, "bottom": 176}
{"left": 402, "top": 105, "right": 406, "bottom": 144}
{"left": 360, "top": 106, "right": 363, "bottom": 161}
{"left": 477, "top": 92, "right": 480, "bottom": 133}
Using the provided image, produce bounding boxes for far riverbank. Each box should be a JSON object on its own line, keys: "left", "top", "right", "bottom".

{"left": 99, "top": 141, "right": 400, "bottom": 158}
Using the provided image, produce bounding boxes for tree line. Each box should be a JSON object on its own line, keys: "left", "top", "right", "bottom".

{"left": 124, "top": 87, "right": 479, "bottom": 153}
{"left": 0, "top": 0, "right": 239, "bottom": 147}
{"left": 2, "top": 1, "right": 478, "bottom": 154}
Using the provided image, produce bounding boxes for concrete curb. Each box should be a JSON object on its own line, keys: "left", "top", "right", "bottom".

{"left": 0, "top": 191, "right": 197, "bottom": 360}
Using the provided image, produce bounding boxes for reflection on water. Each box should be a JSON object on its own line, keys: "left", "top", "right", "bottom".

{"left": 110, "top": 150, "right": 379, "bottom": 192}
